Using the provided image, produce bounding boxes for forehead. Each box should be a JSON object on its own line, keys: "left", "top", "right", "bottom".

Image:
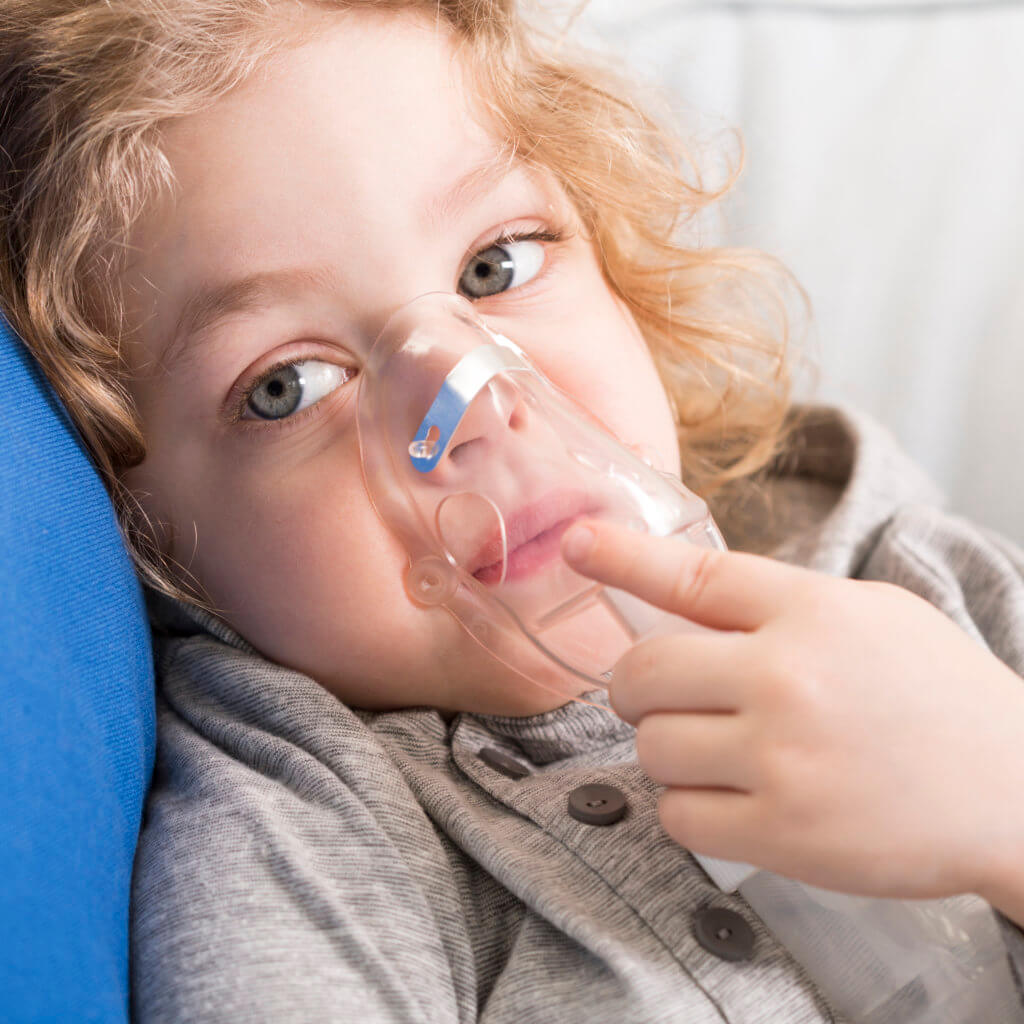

{"left": 128, "top": 9, "right": 530, "bottom": 324}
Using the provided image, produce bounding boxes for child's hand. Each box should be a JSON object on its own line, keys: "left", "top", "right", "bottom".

{"left": 561, "top": 519, "right": 1024, "bottom": 903}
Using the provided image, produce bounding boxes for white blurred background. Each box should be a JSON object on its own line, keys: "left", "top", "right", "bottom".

{"left": 574, "top": 0, "right": 1024, "bottom": 547}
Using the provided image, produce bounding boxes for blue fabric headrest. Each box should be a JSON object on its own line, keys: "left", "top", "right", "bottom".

{"left": 0, "top": 315, "right": 154, "bottom": 1023}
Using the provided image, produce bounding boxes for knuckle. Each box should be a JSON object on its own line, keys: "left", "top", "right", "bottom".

{"left": 757, "top": 637, "right": 824, "bottom": 712}
{"left": 757, "top": 745, "right": 818, "bottom": 825}
{"left": 618, "top": 545, "right": 646, "bottom": 594}
{"left": 792, "top": 575, "right": 843, "bottom": 624}
{"left": 856, "top": 577, "right": 909, "bottom": 606}
{"left": 667, "top": 545, "right": 719, "bottom": 613}
{"left": 757, "top": 741, "right": 797, "bottom": 794}
{"left": 855, "top": 576, "right": 896, "bottom": 594}
{"left": 757, "top": 656, "right": 804, "bottom": 711}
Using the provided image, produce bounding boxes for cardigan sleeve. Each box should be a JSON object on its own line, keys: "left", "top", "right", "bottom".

{"left": 857, "top": 503, "right": 1024, "bottom": 1000}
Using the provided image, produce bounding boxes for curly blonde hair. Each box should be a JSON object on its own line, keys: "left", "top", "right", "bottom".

{"left": 0, "top": 0, "right": 813, "bottom": 606}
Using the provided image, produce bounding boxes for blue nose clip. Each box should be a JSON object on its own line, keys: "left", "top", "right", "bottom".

{"left": 408, "top": 335, "right": 529, "bottom": 473}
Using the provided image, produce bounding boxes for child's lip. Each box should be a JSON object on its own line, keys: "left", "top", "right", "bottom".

{"left": 469, "top": 489, "right": 593, "bottom": 584}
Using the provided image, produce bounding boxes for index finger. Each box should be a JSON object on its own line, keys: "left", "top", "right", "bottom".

{"left": 561, "top": 518, "right": 807, "bottom": 631}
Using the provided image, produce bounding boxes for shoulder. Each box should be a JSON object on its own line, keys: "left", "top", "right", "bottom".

{"left": 859, "top": 503, "right": 1024, "bottom": 674}
{"left": 869, "top": 504, "right": 1024, "bottom": 591}
{"left": 132, "top": 632, "right": 464, "bottom": 1022}
{"left": 718, "top": 401, "right": 944, "bottom": 573}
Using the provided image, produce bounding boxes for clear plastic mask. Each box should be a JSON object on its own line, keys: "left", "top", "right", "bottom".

{"left": 356, "top": 291, "right": 724, "bottom": 704}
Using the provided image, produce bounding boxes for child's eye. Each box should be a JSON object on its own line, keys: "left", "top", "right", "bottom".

{"left": 458, "top": 236, "right": 547, "bottom": 299}
{"left": 242, "top": 359, "right": 356, "bottom": 421}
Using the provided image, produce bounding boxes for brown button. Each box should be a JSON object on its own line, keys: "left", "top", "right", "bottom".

{"left": 693, "top": 906, "right": 755, "bottom": 962}
{"left": 567, "top": 784, "right": 627, "bottom": 826}
{"left": 478, "top": 746, "right": 530, "bottom": 779}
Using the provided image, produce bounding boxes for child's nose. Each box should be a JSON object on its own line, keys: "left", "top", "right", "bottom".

{"left": 434, "top": 375, "right": 530, "bottom": 480}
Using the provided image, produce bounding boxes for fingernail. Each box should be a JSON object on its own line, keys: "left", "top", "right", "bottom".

{"left": 562, "top": 523, "right": 595, "bottom": 563}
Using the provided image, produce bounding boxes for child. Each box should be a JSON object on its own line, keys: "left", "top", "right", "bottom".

{"left": 2, "top": 1, "right": 1023, "bottom": 1020}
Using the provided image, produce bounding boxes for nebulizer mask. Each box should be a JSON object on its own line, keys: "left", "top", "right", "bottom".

{"left": 356, "top": 292, "right": 1023, "bottom": 1024}
{"left": 356, "top": 290, "right": 723, "bottom": 705}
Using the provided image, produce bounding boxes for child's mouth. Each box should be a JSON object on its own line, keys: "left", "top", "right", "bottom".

{"left": 468, "top": 489, "right": 592, "bottom": 586}
{"left": 472, "top": 516, "right": 580, "bottom": 585}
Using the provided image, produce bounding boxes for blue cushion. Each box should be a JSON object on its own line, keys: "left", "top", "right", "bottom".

{"left": 0, "top": 315, "right": 154, "bottom": 1023}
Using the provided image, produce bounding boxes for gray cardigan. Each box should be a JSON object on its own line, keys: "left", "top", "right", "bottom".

{"left": 131, "top": 403, "right": 1024, "bottom": 1023}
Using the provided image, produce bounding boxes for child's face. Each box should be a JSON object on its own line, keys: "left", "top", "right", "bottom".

{"left": 121, "top": 8, "right": 681, "bottom": 715}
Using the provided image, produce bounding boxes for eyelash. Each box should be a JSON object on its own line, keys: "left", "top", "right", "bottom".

{"left": 475, "top": 225, "right": 568, "bottom": 256}
{"left": 231, "top": 222, "right": 573, "bottom": 428}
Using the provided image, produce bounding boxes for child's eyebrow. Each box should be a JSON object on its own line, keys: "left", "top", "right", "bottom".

{"left": 422, "top": 151, "right": 522, "bottom": 232}
{"left": 160, "top": 265, "right": 336, "bottom": 373}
